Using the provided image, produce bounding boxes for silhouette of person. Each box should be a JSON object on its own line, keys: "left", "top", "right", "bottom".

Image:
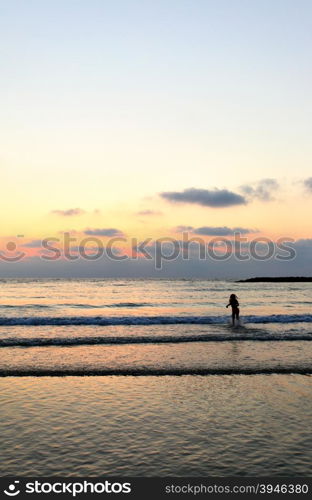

{"left": 226, "top": 293, "right": 240, "bottom": 326}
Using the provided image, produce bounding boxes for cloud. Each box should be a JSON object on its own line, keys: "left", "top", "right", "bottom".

{"left": 303, "top": 178, "right": 312, "bottom": 191}
{"left": 174, "top": 225, "right": 194, "bottom": 232}
{"left": 193, "top": 226, "right": 257, "bottom": 236}
{"left": 173, "top": 226, "right": 257, "bottom": 235}
{"left": 240, "top": 179, "right": 279, "bottom": 201}
{"left": 22, "top": 240, "right": 43, "bottom": 248}
{"left": 160, "top": 188, "right": 246, "bottom": 208}
{"left": 0, "top": 237, "right": 310, "bottom": 280}
{"left": 133, "top": 239, "right": 206, "bottom": 257}
{"left": 84, "top": 228, "right": 125, "bottom": 237}
{"left": 291, "top": 238, "right": 312, "bottom": 252}
{"left": 52, "top": 208, "right": 86, "bottom": 217}
{"left": 136, "top": 210, "right": 163, "bottom": 216}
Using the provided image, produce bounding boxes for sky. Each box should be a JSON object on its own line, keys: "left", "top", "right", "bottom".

{"left": 1, "top": 0, "right": 312, "bottom": 277}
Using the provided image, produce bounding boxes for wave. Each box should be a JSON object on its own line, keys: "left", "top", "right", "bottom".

{"left": 0, "top": 302, "right": 150, "bottom": 310}
{"left": 2, "top": 332, "right": 312, "bottom": 347}
{"left": 0, "top": 304, "right": 51, "bottom": 309}
{"left": 68, "top": 302, "right": 150, "bottom": 308}
{"left": 0, "top": 313, "right": 312, "bottom": 326}
{"left": 0, "top": 367, "right": 311, "bottom": 377}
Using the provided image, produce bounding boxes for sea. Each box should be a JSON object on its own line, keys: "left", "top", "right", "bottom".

{"left": 0, "top": 278, "right": 312, "bottom": 476}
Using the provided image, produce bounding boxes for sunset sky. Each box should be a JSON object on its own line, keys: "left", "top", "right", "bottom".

{"left": 1, "top": 0, "right": 312, "bottom": 277}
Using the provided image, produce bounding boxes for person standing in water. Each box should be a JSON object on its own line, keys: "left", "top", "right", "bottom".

{"left": 226, "top": 293, "right": 240, "bottom": 326}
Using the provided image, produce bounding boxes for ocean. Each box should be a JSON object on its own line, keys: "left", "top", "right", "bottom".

{"left": 1, "top": 278, "right": 312, "bottom": 476}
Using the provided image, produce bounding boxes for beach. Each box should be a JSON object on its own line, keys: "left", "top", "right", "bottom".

{"left": 1, "top": 375, "right": 312, "bottom": 476}
{"left": 1, "top": 278, "right": 312, "bottom": 476}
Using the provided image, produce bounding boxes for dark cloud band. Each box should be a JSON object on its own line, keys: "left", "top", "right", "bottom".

{"left": 161, "top": 188, "right": 246, "bottom": 207}
{"left": 84, "top": 228, "right": 124, "bottom": 237}
{"left": 173, "top": 226, "right": 257, "bottom": 236}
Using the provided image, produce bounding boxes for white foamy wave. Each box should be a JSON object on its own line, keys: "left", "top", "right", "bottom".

{"left": 0, "top": 313, "right": 312, "bottom": 326}
{"left": 1, "top": 332, "right": 312, "bottom": 347}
